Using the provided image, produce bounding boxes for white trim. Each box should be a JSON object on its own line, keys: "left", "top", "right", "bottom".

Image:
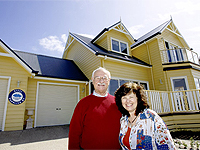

{"left": 0, "top": 76, "right": 11, "bottom": 131}
{"left": 92, "top": 31, "right": 108, "bottom": 43}
{"left": 131, "top": 34, "right": 160, "bottom": 50}
{"left": 166, "top": 27, "right": 183, "bottom": 39}
{"left": 112, "top": 28, "right": 130, "bottom": 35}
{"left": 70, "top": 33, "right": 96, "bottom": 55}
{"left": 0, "top": 52, "right": 13, "bottom": 57}
{"left": 111, "top": 37, "right": 129, "bottom": 55}
{"left": 89, "top": 80, "right": 92, "bottom": 95}
{"left": 33, "top": 76, "right": 88, "bottom": 84}
{"left": 0, "top": 41, "right": 33, "bottom": 74}
{"left": 64, "top": 35, "right": 75, "bottom": 52}
{"left": 111, "top": 77, "right": 149, "bottom": 90}
{"left": 97, "top": 55, "right": 151, "bottom": 68}
{"left": 170, "top": 76, "right": 189, "bottom": 91}
{"left": 34, "top": 81, "right": 80, "bottom": 128}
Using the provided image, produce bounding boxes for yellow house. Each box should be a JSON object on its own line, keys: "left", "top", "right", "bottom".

{"left": 0, "top": 18, "right": 200, "bottom": 131}
{"left": 63, "top": 19, "right": 200, "bottom": 131}
{"left": 0, "top": 40, "right": 88, "bottom": 131}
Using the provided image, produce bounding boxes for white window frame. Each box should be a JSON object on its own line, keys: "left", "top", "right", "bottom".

{"left": 109, "top": 77, "right": 149, "bottom": 95}
{"left": 111, "top": 37, "right": 129, "bottom": 55}
{"left": 0, "top": 76, "right": 11, "bottom": 131}
{"left": 194, "top": 77, "right": 200, "bottom": 89}
{"left": 89, "top": 78, "right": 149, "bottom": 95}
{"left": 170, "top": 76, "right": 189, "bottom": 91}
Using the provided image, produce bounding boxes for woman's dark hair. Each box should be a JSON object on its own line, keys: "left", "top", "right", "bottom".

{"left": 115, "top": 82, "right": 149, "bottom": 117}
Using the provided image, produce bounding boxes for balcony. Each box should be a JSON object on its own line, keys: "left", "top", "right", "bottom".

{"left": 145, "top": 89, "right": 200, "bottom": 131}
{"left": 160, "top": 48, "right": 199, "bottom": 65}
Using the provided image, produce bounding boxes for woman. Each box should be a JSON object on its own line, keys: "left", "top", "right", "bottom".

{"left": 115, "top": 82, "right": 176, "bottom": 150}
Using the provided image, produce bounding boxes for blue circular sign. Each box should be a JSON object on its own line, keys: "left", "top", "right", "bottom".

{"left": 8, "top": 89, "right": 26, "bottom": 105}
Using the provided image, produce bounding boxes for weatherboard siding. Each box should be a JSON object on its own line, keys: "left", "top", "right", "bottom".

{"left": 148, "top": 39, "right": 167, "bottom": 91}
{"left": 131, "top": 44, "right": 150, "bottom": 64}
{"left": 106, "top": 30, "right": 132, "bottom": 52}
{"left": 192, "top": 69, "right": 200, "bottom": 79}
{"left": 0, "top": 46, "right": 8, "bottom": 53}
{"left": 165, "top": 69, "right": 194, "bottom": 91}
{"left": 104, "top": 60, "right": 149, "bottom": 81}
{"left": 0, "top": 56, "right": 29, "bottom": 131}
{"left": 66, "top": 41, "right": 101, "bottom": 79}
{"left": 96, "top": 35, "right": 108, "bottom": 50}
{"left": 162, "top": 113, "right": 200, "bottom": 132}
{"left": 162, "top": 30, "right": 183, "bottom": 47}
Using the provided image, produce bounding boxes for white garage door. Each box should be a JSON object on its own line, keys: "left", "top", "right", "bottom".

{"left": 36, "top": 83, "right": 78, "bottom": 127}
{"left": 0, "top": 78, "right": 8, "bottom": 131}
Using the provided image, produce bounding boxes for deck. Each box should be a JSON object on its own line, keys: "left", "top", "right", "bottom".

{"left": 145, "top": 89, "right": 200, "bottom": 131}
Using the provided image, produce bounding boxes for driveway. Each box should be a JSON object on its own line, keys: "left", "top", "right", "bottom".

{"left": 0, "top": 125, "right": 69, "bottom": 150}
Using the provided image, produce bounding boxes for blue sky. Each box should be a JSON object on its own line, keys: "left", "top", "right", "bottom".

{"left": 1, "top": 0, "right": 200, "bottom": 58}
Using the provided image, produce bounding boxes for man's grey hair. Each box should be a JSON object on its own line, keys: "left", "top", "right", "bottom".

{"left": 92, "top": 67, "right": 111, "bottom": 79}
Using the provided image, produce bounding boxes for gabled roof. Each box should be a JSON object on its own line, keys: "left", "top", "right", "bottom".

{"left": 131, "top": 19, "right": 172, "bottom": 49}
{"left": 0, "top": 39, "right": 37, "bottom": 74}
{"left": 70, "top": 33, "right": 151, "bottom": 67}
{"left": 91, "top": 21, "right": 136, "bottom": 43}
{"left": 14, "top": 50, "right": 88, "bottom": 81}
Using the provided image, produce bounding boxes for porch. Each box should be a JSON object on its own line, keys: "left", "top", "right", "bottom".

{"left": 160, "top": 48, "right": 199, "bottom": 65}
{"left": 145, "top": 89, "right": 200, "bottom": 131}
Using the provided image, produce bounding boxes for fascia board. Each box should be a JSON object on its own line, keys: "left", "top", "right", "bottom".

{"left": 97, "top": 55, "right": 151, "bottom": 68}
{"left": 70, "top": 33, "right": 96, "bottom": 55}
{"left": 0, "top": 41, "right": 34, "bottom": 75}
{"left": 34, "top": 76, "right": 88, "bottom": 84}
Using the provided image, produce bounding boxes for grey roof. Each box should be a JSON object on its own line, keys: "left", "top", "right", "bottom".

{"left": 131, "top": 19, "right": 172, "bottom": 49}
{"left": 14, "top": 50, "right": 88, "bottom": 81}
{"left": 70, "top": 33, "right": 151, "bottom": 67}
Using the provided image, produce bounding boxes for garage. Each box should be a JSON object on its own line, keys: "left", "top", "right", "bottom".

{"left": 35, "top": 83, "right": 79, "bottom": 127}
{"left": 0, "top": 77, "right": 9, "bottom": 131}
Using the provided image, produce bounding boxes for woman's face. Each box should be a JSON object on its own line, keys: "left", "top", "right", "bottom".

{"left": 121, "top": 92, "right": 138, "bottom": 114}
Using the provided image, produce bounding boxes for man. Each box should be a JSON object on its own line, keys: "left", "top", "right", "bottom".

{"left": 68, "top": 67, "right": 121, "bottom": 149}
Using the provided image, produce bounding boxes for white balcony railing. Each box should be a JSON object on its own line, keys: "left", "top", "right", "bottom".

{"left": 144, "top": 89, "right": 200, "bottom": 114}
{"left": 160, "top": 48, "right": 199, "bottom": 65}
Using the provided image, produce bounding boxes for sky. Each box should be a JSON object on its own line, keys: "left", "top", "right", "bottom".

{"left": 0, "top": 0, "right": 200, "bottom": 58}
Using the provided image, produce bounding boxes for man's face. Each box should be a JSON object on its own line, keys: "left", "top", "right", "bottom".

{"left": 92, "top": 69, "right": 110, "bottom": 96}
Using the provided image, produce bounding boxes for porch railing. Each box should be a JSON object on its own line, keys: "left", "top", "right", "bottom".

{"left": 160, "top": 48, "right": 199, "bottom": 65}
{"left": 144, "top": 89, "right": 200, "bottom": 114}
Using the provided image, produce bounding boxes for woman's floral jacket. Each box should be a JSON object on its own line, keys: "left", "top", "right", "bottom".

{"left": 119, "top": 109, "right": 176, "bottom": 150}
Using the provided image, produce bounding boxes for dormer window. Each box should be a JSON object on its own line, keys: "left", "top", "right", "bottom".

{"left": 111, "top": 38, "right": 128, "bottom": 55}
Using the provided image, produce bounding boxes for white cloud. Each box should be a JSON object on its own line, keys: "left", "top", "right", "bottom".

{"left": 61, "top": 34, "right": 67, "bottom": 42}
{"left": 128, "top": 25, "right": 145, "bottom": 36}
{"left": 175, "top": 0, "right": 200, "bottom": 14}
{"left": 158, "top": 0, "right": 200, "bottom": 20}
{"left": 39, "top": 35, "right": 66, "bottom": 52}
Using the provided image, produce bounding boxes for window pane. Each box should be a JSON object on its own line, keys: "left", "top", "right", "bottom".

{"left": 173, "top": 78, "right": 187, "bottom": 91}
{"left": 194, "top": 78, "right": 200, "bottom": 89}
{"left": 140, "top": 83, "right": 148, "bottom": 90}
{"left": 112, "top": 40, "right": 120, "bottom": 52}
{"left": 120, "top": 42, "right": 127, "bottom": 54}
{"left": 120, "top": 80, "right": 129, "bottom": 86}
{"left": 109, "top": 79, "right": 119, "bottom": 96}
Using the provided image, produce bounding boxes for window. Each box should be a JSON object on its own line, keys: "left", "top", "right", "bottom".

{"left": 109, "top": 79, "right": 149, "bottom": 95}
{"left": 171, "top": 77, "right": 188, "bottom": 91}
{"left": 165, "top": 41, "right": 184, "bottom": 63}
{"left": 194, "top": 78, "right": 200, "bottom": 89}
{"left": 111, "top": 38, "right": 128, "bottom": 54}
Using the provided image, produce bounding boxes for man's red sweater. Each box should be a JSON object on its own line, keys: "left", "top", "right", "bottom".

{"left": 68, "top": 94, "right": 121, "bottom": 149}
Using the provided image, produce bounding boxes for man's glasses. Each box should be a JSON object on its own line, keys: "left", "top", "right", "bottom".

{"left": 94, "top": 76, "right": 109, "bottom": 82}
